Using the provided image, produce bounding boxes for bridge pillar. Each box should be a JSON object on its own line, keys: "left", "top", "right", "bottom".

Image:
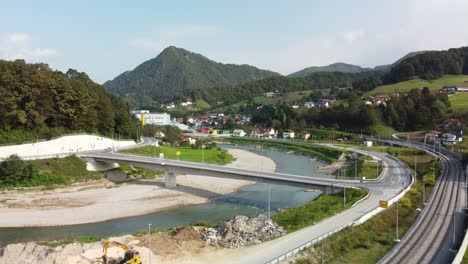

{"left": 164, "top": 171, "right": 176, "bottom": 188}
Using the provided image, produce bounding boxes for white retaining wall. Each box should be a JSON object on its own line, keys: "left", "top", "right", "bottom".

{"left": 0, "top": 135, "right": 135, "bottom": 160}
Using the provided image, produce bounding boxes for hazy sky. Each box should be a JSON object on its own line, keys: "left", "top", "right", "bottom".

{"left": 1, "top": 0, "right": 468, "bottom": 83}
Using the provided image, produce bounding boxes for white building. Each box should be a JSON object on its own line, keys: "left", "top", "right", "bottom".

{"left": 283, "top": 130, "right": 295, "bottom": 139}
{"left": 363, "top": 140, "right": 373, "bottom": 147}
{"left": 304, "top": 102, "right": 315, "bottom": 108}
{"left": 232, "top": 129, "right": 246, "bottom": 137}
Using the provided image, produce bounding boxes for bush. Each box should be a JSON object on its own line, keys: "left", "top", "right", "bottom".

{"left": 0, "top": 155, "right": 37, "bottom": 186}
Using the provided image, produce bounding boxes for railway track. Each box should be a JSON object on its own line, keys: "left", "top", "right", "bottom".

{"left": 378, "top": 142, "right": 464, "bottom": 264}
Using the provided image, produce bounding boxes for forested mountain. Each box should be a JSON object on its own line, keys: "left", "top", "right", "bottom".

{"left": 103, "top": 46, "right": 280, "bottom": 104}
{"left": 193, "top": 71, "right": 383, "bottom": 106}
{"left": 374, "top": 51, "right": 431, "bottom": 72}
{"left": 0, "top": 60, "right": 139, "bottom": 143}
{"left": 288, "top": 62, "right": 372, "bottom": 77}
{"left": 383, "top": 47, "right": 468, "bottom": 83}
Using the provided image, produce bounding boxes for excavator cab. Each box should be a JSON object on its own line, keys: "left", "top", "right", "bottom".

{"left": 102, "top": 240, "right": 142, "bottom": 264}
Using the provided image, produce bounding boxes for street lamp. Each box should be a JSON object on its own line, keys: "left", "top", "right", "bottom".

{"left": 395, "top": 199, "right": 400, "bottom": 243}
{"left": 148, "top": 223, "right": 152, "bottom": 263}
{"left": 202, "top": 144, "right": 205, "bottom": 163}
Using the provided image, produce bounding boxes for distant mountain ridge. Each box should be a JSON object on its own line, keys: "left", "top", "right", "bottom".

{"left": 288, "top": 62, "right": 372, "bottom": 77}
{"left": 103, "top": 46, "right": 279, "bottom": 104}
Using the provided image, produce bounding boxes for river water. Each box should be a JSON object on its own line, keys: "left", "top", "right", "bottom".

{"left": 0, "top": 145, "right": 332, "bottom": 246}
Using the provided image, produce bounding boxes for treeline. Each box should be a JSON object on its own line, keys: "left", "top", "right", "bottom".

{"left": 383, "top": 46, "right": 468, "bottom": 83}
{"left": 380, "top": 87, "right": 450, "bottom": 131}
{"left": 249, "top": 99, "right": 378, "bottom": 130}
{"left": 0, "top": 60, "right": 139, "bottom": 143}
{"left": 249, "top": 88, "right": 449, "bottom": 132}
{"left": 189, "top": 71, "right": 383, "bottom": 106}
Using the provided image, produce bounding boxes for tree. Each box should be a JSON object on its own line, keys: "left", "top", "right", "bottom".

{"left": 0, "top": 155, "right": 36, "bottom": 185}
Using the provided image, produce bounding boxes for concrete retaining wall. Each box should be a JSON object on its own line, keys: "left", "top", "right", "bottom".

{"left": 0, "top": 135, "right": 135, "bottom": 160}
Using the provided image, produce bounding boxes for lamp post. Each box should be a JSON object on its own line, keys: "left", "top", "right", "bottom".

{"left": 395, "top": 199, "right": 400, "bottom": 243}
{"left": 202, "top": 144, "right": 205, "bottom": 163}
{"left": 148, "top": 223, "right": 152, "bottom": 263}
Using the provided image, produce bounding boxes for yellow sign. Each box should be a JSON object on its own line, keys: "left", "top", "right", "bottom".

{"left": 176, "top": 151, "right": 181, "bottom": 156}
{"left": 379, "top": 200, "right": 388, "bottom": 208}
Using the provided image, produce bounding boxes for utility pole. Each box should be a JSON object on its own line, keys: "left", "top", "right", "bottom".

{"left": 268, "top": 184, "right": 271, "bottom": 219}
{"left": 422, "top": 175, "right": 426, "bottom": 204}
{"left": 321, "top": 243, "right": 325, "bottom": 264}
{"left": 355, "top": 155, "right": 357, "bottom": 181}
{"left": 148, "top": 223, "right": 152, "bottom": 264}
{"left": 395, "top": 200, "right": 400, "bottom": 243}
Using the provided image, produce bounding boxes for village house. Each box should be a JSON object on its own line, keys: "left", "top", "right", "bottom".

{"left": 251, "top": 127, "right": 277, "bottom": 138}
{"left": 304, "top": 102, "right": 315, "bottom": 108}
{"left": 232, "top": 129, "right": 246, "bottom": 137}
{"left": 301, "top": 131, "right": 311, "bottom": 140}
{"left": 283, "top": 130, "right": 295, "bottom": 139}
{"left": 179, "top": 135, "right": 197, "bottom": 145}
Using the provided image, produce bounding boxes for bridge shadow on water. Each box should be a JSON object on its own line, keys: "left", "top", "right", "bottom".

{"left": 127, "top": 179, "right": 223, "bottom": 198}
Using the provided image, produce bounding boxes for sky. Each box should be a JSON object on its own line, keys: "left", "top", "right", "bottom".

{"left": 1, "top": 0, "right": 468, "bottom": 83}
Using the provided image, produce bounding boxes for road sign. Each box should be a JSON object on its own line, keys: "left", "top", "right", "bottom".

{"left": 176, "top": 151, "right": 181, "bottom": 156}
{"left": 379, "top": 200, "right": 388, "bottom": 208}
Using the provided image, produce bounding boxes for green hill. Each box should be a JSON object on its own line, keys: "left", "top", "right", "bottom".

{"left": 103, "top": 46, "right": 279, "bottom": 105}
{"left": 367, "top": 75, "right": 468, "bottom": 95}
{"left": 0, "top": 60, "right": 138, "bottom": 144}
{"left": 289, "top": 62, "right": 371, "bottom": 77}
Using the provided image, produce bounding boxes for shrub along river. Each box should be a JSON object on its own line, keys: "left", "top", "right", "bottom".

{"left": 0, "top": 145, "right": 335, "bottom": 246}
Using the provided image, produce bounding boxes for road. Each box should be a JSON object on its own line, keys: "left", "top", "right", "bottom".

{"left": 82, "top": 145, "right": 412, "bottom": 264}
{"left": 375, "top": 138, "right": 466, "bottom": 264}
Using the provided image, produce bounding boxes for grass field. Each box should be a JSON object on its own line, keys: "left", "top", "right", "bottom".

{"left": 121, "top": 145, "right": 234, "bottom": 165}
{"left": 367, "top": 75, "right": 468, "bottom": 96}
{"left": 371, "top": 122, "right": 398, "bottom": 137}
{"left": 196, "top": 99, "right": 211, "bottom": 109}
{"left": 449, "top": 92, "right": 468, "bottom": 113}
{"left": 272, "top": 188, "right": 368, "bottom": 233}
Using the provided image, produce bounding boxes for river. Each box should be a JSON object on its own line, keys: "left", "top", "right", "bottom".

{"left": 0, "top": 145, "right": 333, "bottom": 246}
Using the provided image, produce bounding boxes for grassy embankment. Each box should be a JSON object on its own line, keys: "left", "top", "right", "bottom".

{"left": 449, "top": 92, "right": 468, "bottom": 113}
{"left": 0, "top": 156, "right": 103, "bottom": 189}
{"left": 121, "top": 145, "right": 234, "bottom": 165}
{"left": 0, "top": 155, "right": 163, "bottom": 189}
{"left": 343, "top": 155, "right": 384, "bottom": 180}
{"left": 367, "top": 74, "right": 468, "bottom": 96}
{"left": 224, "top": 137, "right": 344, "bottom": 163}
{"left": 292, "top": 146, "right": 439, "bottom": 264}
{"left": 272, "top": 188, "right": 368, "bottom": 233}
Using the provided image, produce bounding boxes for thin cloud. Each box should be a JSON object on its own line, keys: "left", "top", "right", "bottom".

{"left": 343, "top": 29, "right": 365, "bottom": 44}
{"left": 0, "top": 33, "right": 60, "bottom": 61}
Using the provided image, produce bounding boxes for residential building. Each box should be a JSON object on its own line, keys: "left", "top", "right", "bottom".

{"left": 251, "top": 128, "right": 277, "bottom": 138}
{"left": 363, "top": 140, "right": 373, "bottom": 147}
{"left": 283, "top": 130, "right": 295, "bottom": 139}
{"left": 301, "top": 131, "right": 311, "bottom": 140}
{"left": 232, "top": 129, "right": 246, "bottom": 137}
{"left": 304, "top": 102, "right": 315, "bottom": 108}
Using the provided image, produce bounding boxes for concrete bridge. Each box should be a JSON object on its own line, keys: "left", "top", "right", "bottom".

{"left": 82, "top": 147, "right": 409, "bottom": 194}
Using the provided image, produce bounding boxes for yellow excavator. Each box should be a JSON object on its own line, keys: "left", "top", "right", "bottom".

{"left": 102, "top": 240, "right": 142, "bottom": 264}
